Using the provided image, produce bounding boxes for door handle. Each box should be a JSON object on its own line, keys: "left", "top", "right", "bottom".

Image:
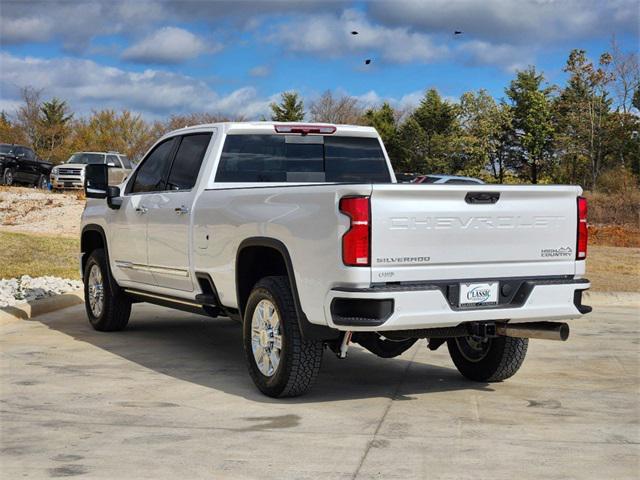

{"left": 135, "top": 206, "right": 148, "bottom": 214}
{"left": 174, "top": 205, "right": 190, "bottom": 215}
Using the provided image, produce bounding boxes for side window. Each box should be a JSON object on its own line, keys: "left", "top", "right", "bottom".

{"left": 119, "top": 155, "right": 132, "bottom": 169}
{"left": 25, "top": 148, "right": 36, "bottom": 160}
{"left": 166, "top": 133, "right": 212, "bottom": 190}
{"left": 106, "top": 154, "right": 121, "bottom": 168}
{"left": 15, "top": 147, "right": 24, "bottom": 158}
{"left": 129, "top": 138, "right": 176, "bottom": 193}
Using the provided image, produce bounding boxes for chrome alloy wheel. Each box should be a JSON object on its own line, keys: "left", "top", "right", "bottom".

{"left": 251, "top": 299, "right": 283, "bottom": 377}
{"left": 87, "top": 264, "right": 105, "bottom": 318}
{"left": 455, "top": 336, "right": 491, "bottom": 363}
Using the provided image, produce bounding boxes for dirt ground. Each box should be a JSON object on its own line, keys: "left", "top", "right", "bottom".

{"left": 0, "top": 186, "right": 83, "bottom": 238}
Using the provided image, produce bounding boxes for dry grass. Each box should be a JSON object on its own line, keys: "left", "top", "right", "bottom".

{"left": 0, "top": 232, "right": 80, "bottom": 280}
{"left": 585, "top": 191, "right": 640, "bottom": 227}
{"left": 586, "top": 245, "right": 640, "bottom": 292}
{"left": 589, "top": 225, "right": 640, "bottom": 247}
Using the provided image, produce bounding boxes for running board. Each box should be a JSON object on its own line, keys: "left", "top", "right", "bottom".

{"left": 124, "top": 289, "right": 216, "bottom": 317}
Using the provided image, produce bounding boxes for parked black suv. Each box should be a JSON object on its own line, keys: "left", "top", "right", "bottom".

{"left": 0, "top": 144, "right": 52, "bottom": 188}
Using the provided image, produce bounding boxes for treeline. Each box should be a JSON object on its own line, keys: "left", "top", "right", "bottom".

{"left": 1, "top": 47, "right": 638, "bottom": 192}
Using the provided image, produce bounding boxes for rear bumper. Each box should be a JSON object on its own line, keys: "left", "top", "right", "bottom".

{"left": 324, "top": 278, "right": 590, "bottom": 331}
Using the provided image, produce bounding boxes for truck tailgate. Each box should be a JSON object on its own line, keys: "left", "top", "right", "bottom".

{"left": 370, "top": 184, "right": 582, "bottom": 283}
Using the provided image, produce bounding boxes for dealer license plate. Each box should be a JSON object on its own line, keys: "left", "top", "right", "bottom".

{"left": 459, "top": 282, "right": 499, "bottom": 308}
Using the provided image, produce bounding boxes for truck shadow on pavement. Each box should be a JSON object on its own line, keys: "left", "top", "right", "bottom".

{"left": 38, "top": 305, "right": 493, "bottom": 403}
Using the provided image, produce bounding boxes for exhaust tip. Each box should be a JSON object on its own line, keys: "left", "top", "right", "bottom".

{"left": 558, "top": 323, "right": 570, "bottom": 341}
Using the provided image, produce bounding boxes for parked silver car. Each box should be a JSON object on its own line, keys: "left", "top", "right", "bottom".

{"left": 412, "top": 174, "right": 484, "bottom": 185}
{"left": 51, "top": 151, "right": 133, "bottom": 190}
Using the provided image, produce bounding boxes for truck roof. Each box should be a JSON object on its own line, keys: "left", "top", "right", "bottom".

{"left": 161, "top": 122, "right": 379, "bottom": 139}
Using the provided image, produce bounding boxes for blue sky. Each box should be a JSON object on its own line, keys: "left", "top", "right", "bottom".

{"left": 1, "top": 0, "right": 638, "bottom": 119}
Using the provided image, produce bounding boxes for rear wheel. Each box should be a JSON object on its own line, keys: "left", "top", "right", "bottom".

{"left": 243, "top": 276, "right": 323, "bottom": 397}
{"left": 3, "top": 168, "right": 14, "bottom": 186}
{"left": 447, "top": 335, "right": 528, "bottom": 382}
{"left": 83, "top": 248, "right": 131, "bottom": 332}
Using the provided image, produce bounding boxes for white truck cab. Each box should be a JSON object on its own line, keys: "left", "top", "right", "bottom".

{"left": 80, "top": 122, "right": 591, "bottom": 397}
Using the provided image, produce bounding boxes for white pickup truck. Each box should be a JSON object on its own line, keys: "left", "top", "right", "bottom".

{"left": 81, "top": 122, "right": 591, "bottom": 397}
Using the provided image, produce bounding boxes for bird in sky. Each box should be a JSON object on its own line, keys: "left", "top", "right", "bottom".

{"left": 351, "top": 31, "right": 358, "bottom": 35}
{"left": 454, "top": 30, "right": 463, "bottom": 35}
{"left": 364, "top": 59, "right": 371, "bottom": 65}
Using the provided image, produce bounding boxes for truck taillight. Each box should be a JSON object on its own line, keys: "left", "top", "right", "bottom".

{"left": 577, "top": 196, "right": 588, "bottom": 259}
{"left": 340, "top": 196, "right": 370, "bottom": 266}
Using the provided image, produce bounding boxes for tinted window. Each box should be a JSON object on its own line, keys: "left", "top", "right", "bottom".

{"left": 0, "top": 145, "right": 13, "bottom": 154}
{"left": 68, "top": 153, "right": 105, "bottom": 164}
{"left": 119, "top": 155, "right": 132, "bottom": 169}
{"left": 106, "top": 155, "right": 121, "bottom": 168}
{"left": 130, "top": 138, "right": 176, "bottom": 193}
{"left": 24, "top": 148, "right": 36, "bottom": 160}
{"left": 166, "top": 133, "right": 212, "bottom": 190}
{"left": 419, "top": 176, "right": 439, "bottom": 184}
{"left": 216, "top": 134, "right": 390, "bottom": 183}
{"left": 324, "top": 137, "right": 390, "bottom": 182}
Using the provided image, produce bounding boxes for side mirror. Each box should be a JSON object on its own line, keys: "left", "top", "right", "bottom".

{"left": 85, "top": 164, "right": 108, "bottom": 198}
{"left": 107, "top": 186, "right": 122, "bottom": 210}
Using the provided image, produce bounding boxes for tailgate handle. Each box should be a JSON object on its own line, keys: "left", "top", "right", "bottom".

{"left": 465, "top": 192, "right": 500, "bottom": 204}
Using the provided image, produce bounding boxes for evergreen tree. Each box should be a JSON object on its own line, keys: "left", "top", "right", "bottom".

{"left": 406, "top": 89, "right": 461, "bottom": 174}
{"left": 505, "top": 67, "right": 555, "bottom": 183}
{"left": 270, "top": 92, "right": 305, "bottom": 121}
{"left": 362, "top": 102, "right": 402, "bottom": 169}
{"left": 39, "top": 98, "right": 73, "bottom": 162}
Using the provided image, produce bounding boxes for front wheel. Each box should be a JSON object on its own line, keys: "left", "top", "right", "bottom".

{"left": 447, "top": 335, "right": 528, "bottom": 382}
{"left": 83, "top": 248, "right": 131, "bottom": 331}
{"left": 243, "top": 276, "right": 323, "bottom": 397}
{"left": 3, "top": 168, "right": 14, "bottom": 186}
{"left": 37, "top": 174, "right": 48, "bottom": 189}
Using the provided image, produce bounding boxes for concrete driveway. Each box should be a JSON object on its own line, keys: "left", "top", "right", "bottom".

{"left": 1, "top": 302, "right": 638, "bottom": 479}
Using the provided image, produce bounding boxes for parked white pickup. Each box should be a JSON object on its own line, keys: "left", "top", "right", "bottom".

{"left": 80, "top": 122, "right": 591, "bottom": 397}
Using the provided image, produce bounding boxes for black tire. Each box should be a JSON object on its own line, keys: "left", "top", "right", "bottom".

{"left": 447, "top": 335, "right": 528, "bottom": 382}
{"left": 83, "top": 248, "right": 131, "bottom": 332}
{"left": 3, "top": 168, "right": 14, "bottom": 186}
{"left": 37, "top": 174, "right": 48, "bottom": 189}
{"left": 242, "top": 276, "right": 323, "bottom": 398}
{"left": 353, "top": 333, "right": 417, "bottom": 358}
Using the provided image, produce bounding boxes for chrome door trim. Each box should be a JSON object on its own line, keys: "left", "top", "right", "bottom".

{"left": 115, "top": 261, "right": 190, "bottom": 277}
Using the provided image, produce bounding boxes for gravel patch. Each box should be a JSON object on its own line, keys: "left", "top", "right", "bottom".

{"left": 0, "top": 187, "right": 84, "bottom": 238}
{"left": 0, "top": 275, "right": 82, "bottom": 308}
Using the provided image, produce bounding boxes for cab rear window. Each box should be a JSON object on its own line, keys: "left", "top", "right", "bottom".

{"left": 215, "top": 134, "right": 391, "bottom": 183}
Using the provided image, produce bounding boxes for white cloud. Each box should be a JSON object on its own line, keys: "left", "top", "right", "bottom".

{"left": 0, "top": 52, "right": 273, "bottom": 119}
{"left": 369, "top": 0, "right": 639, "bottom": 44}
{"left": 249, "top": 65, "right": 271, "bottom": 77}
{"left": 457, "top": 41, "right": 532, "bottom": 72}
{"left": 267, "top": 9, "right": 449, "bottom": 64}
{"left": 0, "top": 0, "right": 347, "bottom": 50}
{"left": 353, "top": 89, "right": 433, "bottom": 111}
{"left": 122, "top": 27, "right": 216, "bottom": 64}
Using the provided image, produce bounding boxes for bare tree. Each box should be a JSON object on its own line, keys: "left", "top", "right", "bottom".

{"left": 15, "top": 86, "right": 43, "bottom": 149}
{"left": 309, "top": 90, "right": 363, "bottom": 124}
{"left": 609, "top": 36, "right": 640, "bottom": 114}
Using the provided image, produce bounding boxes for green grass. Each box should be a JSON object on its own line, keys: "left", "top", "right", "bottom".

{"left": 0, "top": 232, "right": 80, "bottom": 280}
